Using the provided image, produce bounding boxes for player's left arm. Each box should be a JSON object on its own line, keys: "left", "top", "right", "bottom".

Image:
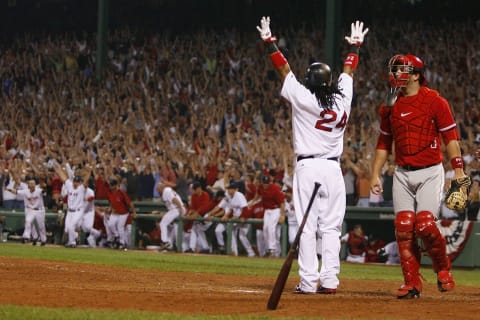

{"left": 256, "top": 16, "right": 291, "bottom": 82}
{"left": 436, "top": 97, "right": 467, "bottom": 179}
{"left": 343, "top": 21, "right": 369, "bottom": 77}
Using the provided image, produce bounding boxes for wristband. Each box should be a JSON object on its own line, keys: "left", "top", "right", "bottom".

{"left": 270, "top": 51, "right": 288, "bottom": 69}
{"left": 344, "top": 53, "right": 359, "bottom": 69}
{"left": 450, "top": 157, "right": 464, "bottom": 169}
{"left": 264, "top": 36, "right": 277, "bottom": 44}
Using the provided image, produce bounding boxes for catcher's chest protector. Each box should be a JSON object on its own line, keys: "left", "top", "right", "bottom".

{"left": 390, "top": 87, "right": 439, "bottom": 156}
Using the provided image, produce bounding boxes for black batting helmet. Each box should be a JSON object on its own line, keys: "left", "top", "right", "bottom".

{"left": 304, "top": 62, "right": 332, "bottom": 93}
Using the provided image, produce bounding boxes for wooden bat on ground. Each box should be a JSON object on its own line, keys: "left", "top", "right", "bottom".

{"left": 267, "top": 182, "right": 321, "bottom": 310}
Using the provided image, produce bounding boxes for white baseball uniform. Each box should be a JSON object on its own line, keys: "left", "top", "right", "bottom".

{"left": 281, "top": 71, "right": 352, "bottom": 292}
{"left": 62, "top": 179, "right": 87, "bottom": 247}
{"left": 160, "top": 186, "right": 185, "bottom": 247}
{"left": 79, "top": 187, "right": 95, "bottom": 246}
{"left": 18, "top": 186, "right": 47, "bottom": 243}
{"left": 285, "top": 198, "right": 297, "bottom": 247}
{"left": 214, "top": 190, "right": 254, "bottom": 256}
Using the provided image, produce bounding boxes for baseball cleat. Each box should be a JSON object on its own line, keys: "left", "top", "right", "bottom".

{"left": 293, "top": 284, "right": 316, "bottom": 294}
{"left": 317, "top": 286, "right": 337, "bottom": 294}
{"left": 397, "top": 285, "right": 420, "bottom": 299}
{"left": 437, "top": 270, "right": 455, "bottom": 292}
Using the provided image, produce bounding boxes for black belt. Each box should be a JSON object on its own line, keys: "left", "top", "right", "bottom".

{"left": 399, "top": 163, "right": 439, "bottom": 171}
{"left": 68, "top": 208, "right": 81, "bottom": 212}
{"left": 297, "top": 155, "right": 339, "bottom": 162}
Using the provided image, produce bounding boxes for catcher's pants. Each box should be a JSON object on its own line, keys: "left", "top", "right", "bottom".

{"left": 393, "top": 164, "right": 443, "bottom": 215}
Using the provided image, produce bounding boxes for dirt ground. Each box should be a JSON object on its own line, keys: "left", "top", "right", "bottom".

{"left": 0, "top": 255, "right": 479, "bottom": 319}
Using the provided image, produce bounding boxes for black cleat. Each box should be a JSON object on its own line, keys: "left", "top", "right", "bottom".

{"left": 397, "top": 287, "right": 420, "bottom": 299}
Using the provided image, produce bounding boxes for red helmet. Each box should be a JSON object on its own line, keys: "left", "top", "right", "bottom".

{"left": 388, "top": 54, "right": 426, "bottom": 88}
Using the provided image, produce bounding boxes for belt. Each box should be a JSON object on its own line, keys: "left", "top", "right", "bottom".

{"left": 399, "top": 163, "right": 439, "bottom": 171}
{"left": 297, "top": 155, "right": 339, "bottom": 162}
{"left": 68, "top": 208, "right": 81, "bottom": 212}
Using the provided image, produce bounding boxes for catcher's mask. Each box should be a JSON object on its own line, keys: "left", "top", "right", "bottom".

{"left": 304, "top": 62, "right": 332, "bottom": 93}
{"left": 388, "top": 54, "right": 426, "bottom": 88}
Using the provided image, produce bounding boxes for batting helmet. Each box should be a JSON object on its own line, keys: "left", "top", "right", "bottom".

{"left": 388, "top": 54, "right": 426, "bottom": 88}
{"left": 304, "top": 62, "right": 332, "bottom": 93}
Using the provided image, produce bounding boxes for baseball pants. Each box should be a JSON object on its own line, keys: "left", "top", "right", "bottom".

{"left": 108, "top": 213, "right": 129, "bottom": 246}
{"left": 263, "top": 208, "right": 281, "bottom": 255}
{"left": 160, "top": 208, "right": 180, "bottom": 245}
{"left": 191, "top": 221, "right": 212, "bottom": 252}
{"left": 23, "top": 208, "right": 47, "bottom": 243}
{"left": 65, "top": 208, "right": 84, "bottom": 246}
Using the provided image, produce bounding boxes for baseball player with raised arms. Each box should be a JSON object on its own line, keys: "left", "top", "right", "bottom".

{"left": 54, "top": 162, "right": 92, "bottom": 248}
{"left": 369, "top": 54, "right": 469, "bottom": 299}
{"left": 257, "top": 17, "right": 368, "bottom": 294}
{"left": 8, "top": 176, "right": 47, "bottom": 245}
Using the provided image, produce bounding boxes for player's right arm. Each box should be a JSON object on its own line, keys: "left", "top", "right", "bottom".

{"left": 343, "top": 21, "right": 369, "bottom": 78}
{"left": 369, "top": 149, "right": 389, "bottom": 195}
{"left": 256, "top": 16, "right": 290, "bottom": 82}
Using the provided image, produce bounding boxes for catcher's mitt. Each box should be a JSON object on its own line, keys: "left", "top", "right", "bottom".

{"left": 445, "top": 176, "right": 471, "bottom": 211}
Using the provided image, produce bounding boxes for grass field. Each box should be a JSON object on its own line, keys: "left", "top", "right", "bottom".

{"left": 1, "top": 243, "right": 479, "bottom": 319}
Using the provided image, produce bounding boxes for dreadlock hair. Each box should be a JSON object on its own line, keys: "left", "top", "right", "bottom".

{"left": 312, "top": 81, "right": 344, "bottom": 110}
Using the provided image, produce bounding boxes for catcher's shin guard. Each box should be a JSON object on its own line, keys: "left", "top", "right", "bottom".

{"left": 415, "top": 211, "right": 455, "bottom": 292}
{"left": 395, "top": 211, "right": 422, "bottom": 299}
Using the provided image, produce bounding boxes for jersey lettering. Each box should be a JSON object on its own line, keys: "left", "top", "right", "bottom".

{"left": 315, "top": 110, "right": 348, "bottom": 132}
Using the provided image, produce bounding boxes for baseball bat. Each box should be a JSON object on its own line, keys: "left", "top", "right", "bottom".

{"left": 267, "top": 182, "right": 321, "bottom": 310}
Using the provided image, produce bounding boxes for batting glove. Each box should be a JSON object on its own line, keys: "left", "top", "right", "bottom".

{"left": 256, "top": 16, "right": 276, "bottom": 43}
{"left": 345, "top": 20, "right": 369, "bottom": 46}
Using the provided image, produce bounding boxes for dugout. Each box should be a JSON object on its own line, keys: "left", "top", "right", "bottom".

{"left": 1, "top": 205, "right": 479, "bottom": 268}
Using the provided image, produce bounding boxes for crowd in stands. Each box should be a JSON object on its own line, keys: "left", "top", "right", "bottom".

{"left": 1, "top": 15, "right": 480, "bottom": 255}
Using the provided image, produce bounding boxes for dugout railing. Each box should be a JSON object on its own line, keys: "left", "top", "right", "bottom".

{"left": 1, "top": 204, "right": 479, "bottom": 268}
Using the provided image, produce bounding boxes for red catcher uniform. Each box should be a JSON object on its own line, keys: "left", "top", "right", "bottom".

{"left": 377, "top": 86, "right": 458, "bottom": 167}
{"left": 375, "top": 84, "right": 459, "bottom": 298}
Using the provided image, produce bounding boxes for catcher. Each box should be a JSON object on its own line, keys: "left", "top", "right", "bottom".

{"left": 369, "top": 54, "right": 470, "bottom": 299}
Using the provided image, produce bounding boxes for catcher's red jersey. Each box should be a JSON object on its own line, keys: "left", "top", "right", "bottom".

{"left": 376, "top": 87, "right": 459, "bottom": 167}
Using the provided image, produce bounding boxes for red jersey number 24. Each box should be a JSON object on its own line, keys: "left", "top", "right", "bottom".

{"left": 315, "top": 110, "right": 348, "bottom": 132}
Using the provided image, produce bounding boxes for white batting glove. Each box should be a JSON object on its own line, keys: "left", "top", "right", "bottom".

{"left": 256, "top": 16, "right": 276, "bottom": 43}
{"left": 345, "top": 21, "right": 369, "bottom": 46}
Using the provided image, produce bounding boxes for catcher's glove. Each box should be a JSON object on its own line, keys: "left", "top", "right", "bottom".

{"left": 445, "top": 176, "right": 471, "bottom": 211}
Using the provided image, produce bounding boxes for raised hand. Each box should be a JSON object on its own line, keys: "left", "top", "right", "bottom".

{"left": 256, "top": 16, "right": 274, "bottom": 42}
{"left": 345, "top": 21, "right": 369, "bottom": 46}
